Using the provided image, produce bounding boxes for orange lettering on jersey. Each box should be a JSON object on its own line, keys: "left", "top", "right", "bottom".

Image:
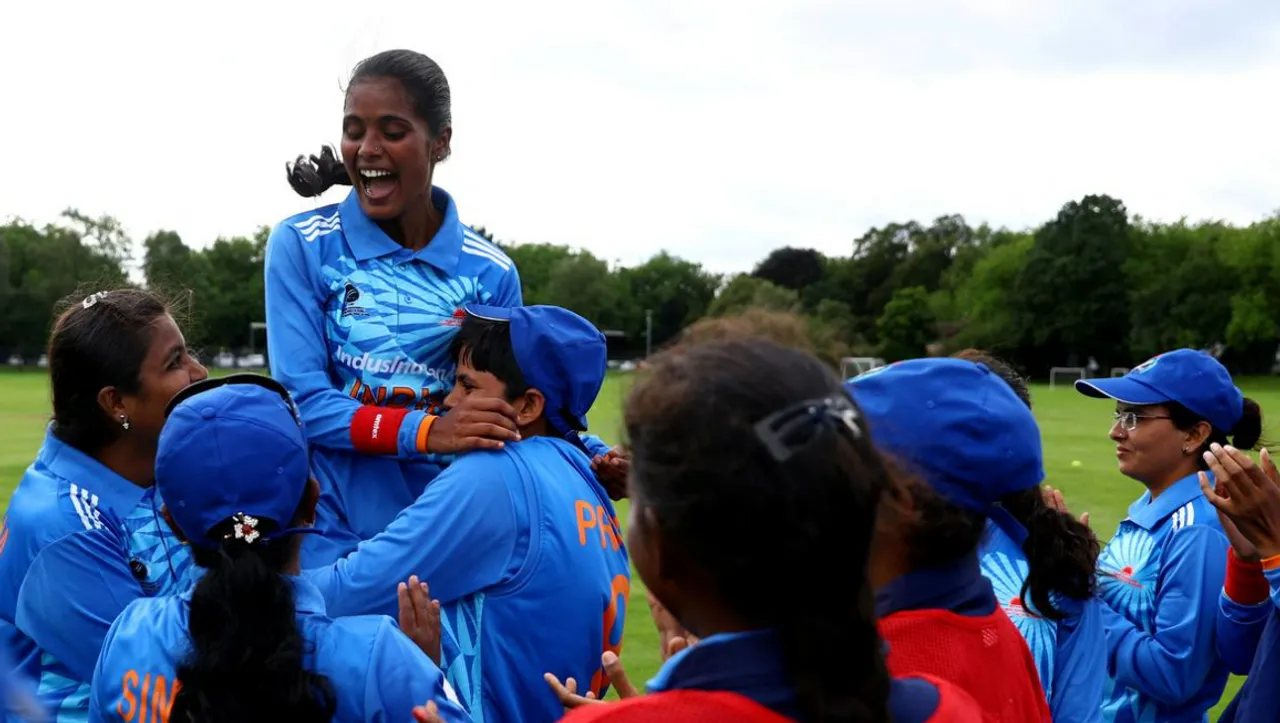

{"left": 386, "top": 386, "right": 417, "bottom": 408}
{"left": 150, "top": 675, "right": 180, "bottom": 723}
{"left": 356, "top": 384, "right": 388, "bottom": 406}
{"left": 576, "top": 501, "right": 597, "bottom": 546}
{"left": 589, "top": 574, "right": 631, "bottom": 697}
{"left": 0, "top": 516, "right": 9, "bottom": 559}
{"left": 119, "top": 670, "right": 139, "bottom": 721}
{"left": 139, "top": 673, "right": 151, "bottom": 723}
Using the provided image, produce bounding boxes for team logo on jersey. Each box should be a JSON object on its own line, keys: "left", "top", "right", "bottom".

{"left": 439, "top": 308, "right": 466, "bottom": 327}
{"left": 341, "top": 282, "right": 369, "bottom": 318}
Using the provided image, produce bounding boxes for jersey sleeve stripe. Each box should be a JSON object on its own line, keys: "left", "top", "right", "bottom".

{"left": 68, "top": 484, "right": 102, "bottom": 531}
{"left": 461, "top": 238, "right": 512, "bottom": 271}
{"left": 294, "top": 211, "right": 341, "bottom": 233}
{"left": 461, "top": 229, "right": 514, "bottom": 257}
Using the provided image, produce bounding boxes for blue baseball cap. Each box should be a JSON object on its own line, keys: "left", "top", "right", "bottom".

{"left": 462, "top": 304, "right": 607, "bottom": 438}
{"left": 156, "top": 375, "right": 315, "bottom": 548}
{"left": 845, "top": 358, "right": 1045, "bottom": 512}
{"left": 1074, "top": 349, "right": 1243, "bottom": 433}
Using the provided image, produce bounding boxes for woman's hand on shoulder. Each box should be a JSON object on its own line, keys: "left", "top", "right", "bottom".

{"left": 425, "top": 395, "right": 521, "bottom": 454}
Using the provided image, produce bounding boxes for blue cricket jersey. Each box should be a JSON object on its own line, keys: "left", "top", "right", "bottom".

{"left": 265, "top": 186, "right": 522, "bottom": 566}
{"left": 1214, "top": 564, "right": 1280, "bottom": 723}
{"left": 0, "top": 430, "right": 194, "bottom": 723}
{"left": 86, "top": 575, "right": 468, "bottom": 723}
{"left": 1094, "top": 473, "right": 1229, "bottom": 723}
{"left": 304, "top": 436, "right": 630, "bottom": 723}
{"left": 979, "top": 515, "right": 1106, "bottom": 723}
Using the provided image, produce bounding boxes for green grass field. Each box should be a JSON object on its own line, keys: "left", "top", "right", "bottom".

{"left": 3, "top": 369, "right": 1277, "bottom": 716}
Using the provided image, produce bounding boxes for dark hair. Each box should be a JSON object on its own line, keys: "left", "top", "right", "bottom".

{"left": 288, "top": 49, "right": 452, "bottom": 198}
{"left": 48, "top": 288, "right": 171, "bottom": 455}
{"left": 900, "top": 475, "right": 987, "bottom": 570}
{"left": 951, "top": 348, "right": 1030, "bottom": 407}
{"left": 449, "top": 316, "right": 530, "bottom": 402}
{"left": 171, "top": 515, "right": 336, "bottom": 723}
{"left": 999, "top": 488, "right": 1099, "bottom": 618}
{"left": 1168, "top": 397, "right": 1266, "bottom": 468}
{"left": 950, "top": 349, "right": 1099, "bottom": 614}
{"left": 625, "top": 340, "right": 891, "bottom": 723}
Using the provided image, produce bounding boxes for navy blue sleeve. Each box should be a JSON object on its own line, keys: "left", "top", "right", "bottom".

{"left": 15, "top": 530, "right": 144, "bottom": 682}
{"left": 1217, "top": 593, "right": 1269, "bottom": 675}
{"left": 1050, "top": 596, "right": 1107, "bottom": 723}
{"left": 264, "top": 220, "right": 430, "bottom": 458}
{"left": 367, "top": 619, "right": 472, "bottom": 723}
{"left": 1101, "top": 524, "right": 1228, "bottom": 704}
{"left": 308, "top": 453, "right": 521, "bottom": 618}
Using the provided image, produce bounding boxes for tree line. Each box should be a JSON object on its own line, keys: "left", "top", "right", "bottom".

{"left": 1, "top": 193, "right": 1278, "bottom": 376}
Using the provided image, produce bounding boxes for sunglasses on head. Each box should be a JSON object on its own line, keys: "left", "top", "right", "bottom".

{"left": 163, "top": 373, "right": 301, "bottom": 427}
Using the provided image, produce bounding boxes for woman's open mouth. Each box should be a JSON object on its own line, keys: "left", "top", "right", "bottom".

{"left": 359, "top": 169, "right": 398, "bottom": 202}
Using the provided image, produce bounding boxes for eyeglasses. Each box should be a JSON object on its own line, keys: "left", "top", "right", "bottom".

{"left": 1112, "top": 411, "right": 1172, "bottom": 431}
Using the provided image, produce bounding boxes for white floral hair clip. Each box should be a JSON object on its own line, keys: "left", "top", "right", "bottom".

{"left": 228, "top": 512, "right": 261, "bottom": 544}
{"left": 81, "top": 291, "right": 110, "bottom": 309}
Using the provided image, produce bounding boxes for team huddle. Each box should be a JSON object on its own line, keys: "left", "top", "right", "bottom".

{"left": 2, "top": 47, "right": 1280, "bottom": 723}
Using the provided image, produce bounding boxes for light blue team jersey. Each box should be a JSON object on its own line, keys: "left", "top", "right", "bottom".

{"left": 264, "top": 187, "right": 523, "bottom": 566}
{"left": 87, "top": 575, "right": 468, "bottom": 723}
{"left": 0, "top": 430, "right": 194, "bottom": 723}
{"left": 979, "top": 515, "right": 1105, "bottom": 723}
{"left": 1095, "top": 473, "right": 1229, "bottom": 723}
{"left": 305, "top": 437, "right": 631, "bottom": 723}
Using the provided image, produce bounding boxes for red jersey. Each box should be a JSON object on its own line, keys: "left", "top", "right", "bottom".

{"left": 879, "top": 607, "right": 1051, "bottom": 723}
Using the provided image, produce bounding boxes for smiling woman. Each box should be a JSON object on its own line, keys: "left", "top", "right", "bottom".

{"left": 265, "top": 50, "right": 617, "bottom": 569}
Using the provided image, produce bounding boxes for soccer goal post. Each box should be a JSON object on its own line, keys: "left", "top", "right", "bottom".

{"left": 841, "top": 357, "right": 886, "bottom": 380}
{"left": 1048, "top": 366, "right": 1086, "bottom": 390}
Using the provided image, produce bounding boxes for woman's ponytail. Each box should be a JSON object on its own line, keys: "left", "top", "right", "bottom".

{"left": 171, "top": 532, "right": 336, "bottom": 723}
{"left": 1000, "top": 488, "right": 1099, "bottom": 620}
{"left": 1232, "top": 397, "right": 1265, "bottom": 451}
{"left": 286, "top": 145, "right": 351, "bottom": 198}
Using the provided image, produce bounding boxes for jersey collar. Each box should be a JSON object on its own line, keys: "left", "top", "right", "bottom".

{"left": 1126, "top": 471, "right": 1208, "bottom": 530}
{"left": 647, "top": 629, "right": 798, "bottom": 718}
{"left": 875, "top": 552, "right": 997, "bottom": 619}
{"left": 338, "top": 186, "right": 464, "bottom": 275}
{"left": 39, "top": 426, "right": 149, "bottom": 517}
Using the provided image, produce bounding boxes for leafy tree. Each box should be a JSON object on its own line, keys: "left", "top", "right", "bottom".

{"left": 752, "top": 247, "right": 825, "bottom": 291}
{"left": 877, "top": 286, "right": 936, "bottom": 362}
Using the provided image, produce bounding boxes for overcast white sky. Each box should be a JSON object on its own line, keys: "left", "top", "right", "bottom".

{"left": 3, "top": 0, "right": 1280, "bottom": 274}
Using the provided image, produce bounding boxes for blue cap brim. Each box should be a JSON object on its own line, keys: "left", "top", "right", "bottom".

{"left": 1074, "top": 376, "right": 1170, "bottom": 406}
{"left": 464, "top": 305, "right": 512, "bottom": 322}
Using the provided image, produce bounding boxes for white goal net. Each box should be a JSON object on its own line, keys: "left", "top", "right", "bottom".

{"left": 841, "top": 356, "right": 886, "bottom": 380}
{"left": 1048, "top": 366, "right": 1086, "bottom": 389}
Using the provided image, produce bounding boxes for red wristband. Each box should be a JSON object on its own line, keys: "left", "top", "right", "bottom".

{"left": 351, "top": 406, "right": 409, "bottom": 455}
{"left": 1225, "top": 548, "right": 1269, "bottom": 605}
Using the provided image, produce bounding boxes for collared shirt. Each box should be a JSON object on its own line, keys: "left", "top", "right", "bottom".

{"left": 980, "top": 513, "right": 1106, "bottom": 723}
{"left": 0, "top": 429, "right": 193, "bottom": 723}
{"left": 647, "top": 628, "right": 981, "bottom": 722}
{"left": 265, "top": 187, "right": 522, "bottom": 562}
{"left": 306, "top": 437, "right": 629, "bottom": 723}
{"left": 87, "top": 575, "right": 467, "bottom": 723}
{"left": 1095, "top": 472, "right": 1229, "bottom": 723}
